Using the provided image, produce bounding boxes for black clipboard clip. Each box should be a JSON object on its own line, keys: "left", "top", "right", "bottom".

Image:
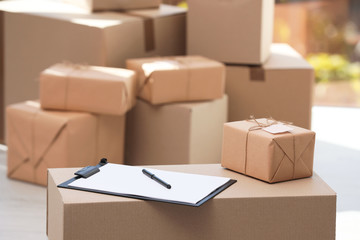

{"left": 74, "top": 158, "right": 108, "bottom": 178}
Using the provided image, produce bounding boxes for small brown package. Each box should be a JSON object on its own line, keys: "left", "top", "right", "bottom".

{"left": 221, "top": 118, "right": 315, "bottom": 183}
{"left": 40, "top": 63, "right": 137, "bottom": 115}
{"left": 126, "top": 56, "right": 225, "bottom": 105}
{"left": 6, "top": 101, "right": 125, "bottom": 185}
{"left": 62, "top": 0, "right": 161, "bottom": 11}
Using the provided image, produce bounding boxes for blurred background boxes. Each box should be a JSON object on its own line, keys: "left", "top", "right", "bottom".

{"left": 125, "top": 96, "right": 228, "bottom": 165}
{"left": 187, "top": 0, "right": 274, "bottom": 65}
{"left": 0, "top": 0, "right": 186, "bottom": 143}
{"left": 6, "top": 101, "right": 125, "bottom": 186}
{"left": 225, "top": 44, "right": 314, "bottom": 129}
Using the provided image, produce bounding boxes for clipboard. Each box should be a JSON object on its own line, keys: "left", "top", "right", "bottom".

{"left": 58, "top": 159, "right": 237, "bottom": 207}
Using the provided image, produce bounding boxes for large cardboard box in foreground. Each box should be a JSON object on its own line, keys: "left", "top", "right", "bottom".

{"left": 47, "top": 164, "right": 336, "bottom": 240}
{"left": 0, "top": 0, "right": 186, "bottom": 143}
{"left": 226, "top": 44, "right": 314, "bottom": 129}
{"left": 125, "top": 96, "right": 228, "bottom": 165}
{"left": 187, "top": 0, "right": 274, "bottom": 65}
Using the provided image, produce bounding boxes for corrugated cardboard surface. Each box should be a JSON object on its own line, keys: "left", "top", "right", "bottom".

{"left": 47, "top": 164, "right": 336, "bottom": 240}
{"left": 125, "top": 96, "right": 228, "bottom": 165}
{"left": 226, "top": 44, "right": 314, "bottom": 129}
{"left": 187, "top": 0, "right": 274, "bottom": 64}
{"left": 0, "top": 1, "right": 185, "bottom": 143}
{"left": 6, "top": 101, "right": 125, "bottom": 185}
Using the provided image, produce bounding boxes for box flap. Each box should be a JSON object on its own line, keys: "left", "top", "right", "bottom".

{"left": 264, "top": 44, "right": 313, "bottom": 70}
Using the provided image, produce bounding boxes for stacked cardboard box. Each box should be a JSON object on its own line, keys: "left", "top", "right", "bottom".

{"left": 0, "top": 0, "right": 186, "bottom": 143}
{"left": 226, "top": 44, "right": 314, "bottom": 129}
{"left": 6, "top": 64, "right": 137, "bottom": 185}
{"left": 125, "top": 56, "right": 228, "bottom": 165}
{"left": 187, "top": 0, "right": 314, "bottom": 129}
{"left": 187, "top": 0, "right": 274, "bottom": 65}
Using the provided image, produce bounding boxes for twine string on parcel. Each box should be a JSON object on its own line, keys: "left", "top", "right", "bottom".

{"left": 244, "top": 116, "right": 294, "bottom": 175}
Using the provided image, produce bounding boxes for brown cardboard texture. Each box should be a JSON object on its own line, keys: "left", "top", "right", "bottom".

{"left": 62, "top": 0, "right": 161, "bottom": 11}
{"left": 221, "top": 118, "right": 315, "bottom": 183}
{"left": 47, "top": 164, "right": 336, "bottom": 240}
{"left": 40, "top": 63, "right": 137, "bottom": 115}
{"left": 125, "top": 96, "right": 227, "bottom": 165}
{"left": 6, "top": 101, "right": 125, "bottom": 185}
{"left": 187, "top": 0, "right": 274, "bottom": 64}
{"left": 226, "top": 44, "right": 314, "bottom": 129}
{"left": 0, "top": 0, "right": 185, "bottom": 142}
{"left": 127, "top": 56, "right": 225, "bottom": 105}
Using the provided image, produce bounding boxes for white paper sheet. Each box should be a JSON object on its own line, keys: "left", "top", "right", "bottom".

{"left": 69, "top": 164, "right": 231, "bottom": 205}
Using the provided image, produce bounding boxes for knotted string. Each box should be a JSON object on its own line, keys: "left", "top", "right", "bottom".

{"left": 243, "top": 116, "right": 294, "bottom": 177}
{"left": 247, "top": 115, "right": 292, "bottom": 131}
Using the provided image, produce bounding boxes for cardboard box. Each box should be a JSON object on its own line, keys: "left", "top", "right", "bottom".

{"left": 6, "top": 101, "right": 125, "bottom": 185}
{"left": 62, "top": 0, "right": 161, "bottom": 11}
{"left": 47, "top": 164, "right": 336, "bottom": 240}
{"left": 0, "top": 0, "right": 186, "bottom": 143}
{"left": 187, "top": 0, "right": 274, "bottom": 64}
{"left": 125, "top": 96, "right": 228, "bottom": 165}
{"left": 40, "top": 63, "right": 137, "bottom": 115}
{"left": 221, "top": 118, "right": 315, "bottom": 183}
{"left": 226, "top": 44, "right": 314, "bottom": 129}
{"left": 126, "top": 56, "right": 225, "bottom": 105}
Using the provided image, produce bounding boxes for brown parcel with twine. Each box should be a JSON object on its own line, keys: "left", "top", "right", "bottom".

{"left": 126, "top": 56, "right": 225, "bottom": 105}
{"left": 6, "top": 101, "right": 125, "bottom": 186}
{"left": 221, "top": 118, "right": 315, "bottom": 183}
{"left": 40, "top": 63, "right": 137, "bottom": 115}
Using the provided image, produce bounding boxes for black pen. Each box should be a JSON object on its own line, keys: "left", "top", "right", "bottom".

{"left": 142, "top": 169, "right": 171, "bottom": 189}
